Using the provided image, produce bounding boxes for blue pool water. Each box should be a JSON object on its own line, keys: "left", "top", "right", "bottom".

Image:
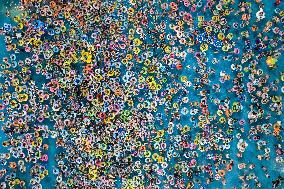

{"left": 0, "top": 0, "right": 283, "bottom": 188}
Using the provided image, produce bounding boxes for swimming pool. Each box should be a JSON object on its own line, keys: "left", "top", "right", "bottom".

{"left": 0, "top": 0, "right": 283, "bottom": 188}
